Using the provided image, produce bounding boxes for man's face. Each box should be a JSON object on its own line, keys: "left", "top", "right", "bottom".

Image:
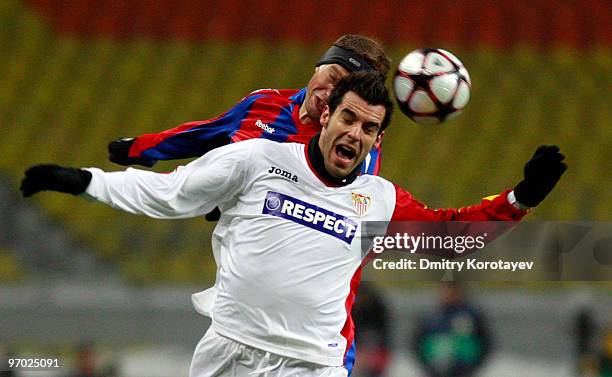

{"left": 318, "top": 91, "right": 385, "bottom": 178}
{"left": 303, "top": 64, "right": 350, "bottom": 121}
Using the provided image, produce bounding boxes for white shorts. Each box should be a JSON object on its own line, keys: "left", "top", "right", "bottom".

{"left": 189, "top": 327, "right": 349, "bottom": 377}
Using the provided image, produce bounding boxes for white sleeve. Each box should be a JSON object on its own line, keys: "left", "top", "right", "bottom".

{"left": 83, "top": 140, "right": 255, "bottom": 219}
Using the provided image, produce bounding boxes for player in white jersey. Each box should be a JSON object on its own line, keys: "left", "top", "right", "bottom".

{"left": 21, "top": 72, "right": 566, "bottom": 376}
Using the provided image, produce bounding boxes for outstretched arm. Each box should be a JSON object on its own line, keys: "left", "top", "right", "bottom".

{"left": 392, "top": 145, "right": 567, "bottom": 221}
{"left": 22, "top": 141, "right": 255, "bottom": 219}
{"left": 108, "top": 91, "right": 268, "bottom": 167}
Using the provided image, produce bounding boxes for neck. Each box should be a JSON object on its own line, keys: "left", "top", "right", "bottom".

{"left": 307, "top": 134, "right": 361, "bottom": 186}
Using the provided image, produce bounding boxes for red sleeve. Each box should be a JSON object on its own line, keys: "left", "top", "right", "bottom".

{"left": 391, "top": 185, "right": 528, "bottom": 222}
{"left": 126, "top": 90, "right": 270, "bottom": 161}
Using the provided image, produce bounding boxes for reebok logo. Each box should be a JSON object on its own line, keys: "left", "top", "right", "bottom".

{"left": 256, "top": 119, "right": 275, "bottom": 134}
{"left": 268, "top": 166, "right": 298, "bottom": 183}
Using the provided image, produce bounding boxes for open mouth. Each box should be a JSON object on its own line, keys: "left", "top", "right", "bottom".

{"left": 335, "top": 144, "right": 356, "bottom": 164}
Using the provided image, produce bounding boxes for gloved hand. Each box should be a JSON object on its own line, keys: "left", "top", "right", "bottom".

{"left": 513, "top": 145, "right": 567, "bottom": 207}
{"left": 108, "top": 137, "right": 155, "bottom": 167}
{"left": 20, "top": 164, "right": 92, "bottom": 197}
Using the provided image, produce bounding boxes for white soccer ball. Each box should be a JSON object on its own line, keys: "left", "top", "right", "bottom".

{"left": 393, "top": 48, "right": 471, "bottom": 125}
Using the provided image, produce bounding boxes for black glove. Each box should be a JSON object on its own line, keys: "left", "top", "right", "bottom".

{"left": 514, "top": 145, "right": 567, "bottom": 207}
{"left": 108, "top": 137, "right": 155, "bottom": 167}
{"left": 20, "top": 164, "right": 92, "bottom": 197}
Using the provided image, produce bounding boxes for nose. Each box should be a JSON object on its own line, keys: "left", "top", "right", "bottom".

{"left": 346, "top": 123, "right": 362, "bottom": 140}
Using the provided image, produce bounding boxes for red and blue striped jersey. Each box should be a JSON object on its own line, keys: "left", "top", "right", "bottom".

{"left": 128, "top": 88, "right": 382, "bottom": 175}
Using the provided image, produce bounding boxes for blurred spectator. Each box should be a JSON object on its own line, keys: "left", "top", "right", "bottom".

{"left": 70, "top": 342, "right": 96, "bottom": 377}
{"left": 0, "top": 341, "right": 15, "bottom": 377}
{"left": 574, "top": 308, "right": 598, "bottom": 376}
{"left": 597, "top": 326, "right": 612, "bottom": 377}
{"left": 412, "top": 282, "right": 491, "bottom": 377}
{"left": 352, "top": 282, "right": 391, "bottom": 377}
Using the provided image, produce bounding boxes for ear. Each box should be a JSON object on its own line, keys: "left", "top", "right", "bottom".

{"left": 372, "top": 131, "right": 384, "bottom": 149}
{"left": 320, "top": 105, "right": 330, "bottom": 128}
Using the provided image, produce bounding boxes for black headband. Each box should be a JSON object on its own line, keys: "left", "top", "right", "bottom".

{"left": 315, "top": 45, "right": 373, "bottom": 73}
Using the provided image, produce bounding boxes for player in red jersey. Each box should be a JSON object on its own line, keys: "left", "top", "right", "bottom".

{"left": 107, "top": 34, "right": 391, "bottom": 177}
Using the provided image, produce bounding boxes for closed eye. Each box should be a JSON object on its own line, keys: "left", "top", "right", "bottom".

{"left": 341, "top": 109, "right": 356, "bottom": 119}
{"left": 342, "top": 115, "right": 354, "bottom": 124}
{"left": 364, "top": 123, "right": 380, "bottom": 134}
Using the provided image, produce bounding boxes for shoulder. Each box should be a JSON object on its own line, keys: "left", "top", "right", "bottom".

{"left": 228, "top": 140, "right": 304, "bottom": 180}
{"left": 352, "top": 175, "right": 398, "bottom": 212}
{"left": 203, "top": 138, "right": 262, "bottom": 161}
{"left": 235, "top": 89, "right": 305, "bottom": 111}
{"left": 253, "top": 139, "right": 303, "bottom": 157}
{"left": 232, "top": 89, "right": 301, "bottom": 111}
{"left": 231, "top": 139, "right": 302, "bottom": 161}
{"left": 355, "top": 174, "right": 394, "bottom": 189}
{"left": 244, "top": 88, "right": 301, "bottom": 100}
{"left": 196, "top": 139, "right": 275, "bottom": 177}
{"left": 355, "top": 175, "right": 397, "bottom": 201}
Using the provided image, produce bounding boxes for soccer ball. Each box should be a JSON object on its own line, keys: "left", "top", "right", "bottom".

{"left": 393, "top": 48, "right": 471, "bottom": 124}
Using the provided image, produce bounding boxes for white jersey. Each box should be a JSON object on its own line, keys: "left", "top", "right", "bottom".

{"left": 84, "top": 138, "right": 526, "bottom": 366}
{"left": 85, "top": 139, "right": 396, "bottom": 366}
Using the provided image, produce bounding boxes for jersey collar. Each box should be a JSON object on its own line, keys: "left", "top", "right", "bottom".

{"left": 289, "top": 87, "right": 307, "bottom": 104}
{"left": 305, "top": 134, "right": 362, "bottom": 187}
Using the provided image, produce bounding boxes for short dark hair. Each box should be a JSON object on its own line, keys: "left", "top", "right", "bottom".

{"left": 334, "top": 34, "right": 391, "bottom": 78}
{"left": 327, "top": 71, "right": 393, "bottom": 132}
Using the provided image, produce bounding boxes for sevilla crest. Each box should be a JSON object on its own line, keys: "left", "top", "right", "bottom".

{"left": 351, "top": 192, "right": 371, "bottom": 217}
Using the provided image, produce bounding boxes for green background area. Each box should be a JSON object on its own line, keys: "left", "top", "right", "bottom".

{"left": 1, "top": 0, "right": 610, "bottom": 283}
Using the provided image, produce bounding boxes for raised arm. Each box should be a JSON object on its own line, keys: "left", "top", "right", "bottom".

{"left": 392, "top": 145, "right": 567, "bottom": 221}
{"left": 22, "top": 141, "right": 255, "bottom": 219}
{"left": 107, "top": 91, "right": 269, "bottom": 167}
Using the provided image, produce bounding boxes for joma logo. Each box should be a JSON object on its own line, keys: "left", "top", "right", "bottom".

{"left": 268, "top": 166, "right": 298, "bottom": 183}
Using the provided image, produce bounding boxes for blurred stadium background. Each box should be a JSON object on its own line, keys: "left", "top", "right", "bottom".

{"left": 0, "top": 0, "right": 610, "bottom": 376}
